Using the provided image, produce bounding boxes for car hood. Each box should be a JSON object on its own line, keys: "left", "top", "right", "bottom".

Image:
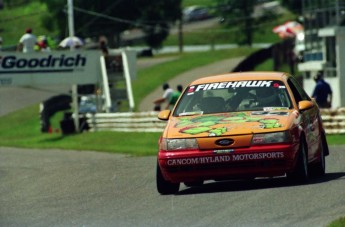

{"left": 163, "top": 110, "right": 297, "bottom": 138}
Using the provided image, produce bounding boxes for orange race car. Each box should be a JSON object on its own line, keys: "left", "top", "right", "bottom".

{"left": 156, "top": 72, "right": 329, "bottom": 194}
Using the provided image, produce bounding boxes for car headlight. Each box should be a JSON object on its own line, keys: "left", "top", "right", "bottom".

{"left": 160, "top": 138, "right": 199, "bottom": 151}
{"left": 251, "top": 131, "right": 291, "bottom": 144}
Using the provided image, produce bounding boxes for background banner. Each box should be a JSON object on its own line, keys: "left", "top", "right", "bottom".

{"left": 0, "top": 50, "right": 102, "bottom": 86}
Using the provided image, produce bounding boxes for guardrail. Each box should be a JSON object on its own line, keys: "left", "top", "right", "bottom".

{"left": 85, "top": 109, "right": 345, "bottom": 134}
{"left": 320, "top": 108, "right": 345, "bottom": 134}
{"left": 85, "top": 111, "right": 165, "bottom": 132}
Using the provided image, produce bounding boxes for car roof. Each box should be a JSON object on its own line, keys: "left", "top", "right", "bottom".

{"left": 189, "top": 71, "right": 290, "bottom": 85}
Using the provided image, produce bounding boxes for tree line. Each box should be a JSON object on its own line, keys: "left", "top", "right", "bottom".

{"left": 37, "top": 0, "right": 301, "bottom": 49}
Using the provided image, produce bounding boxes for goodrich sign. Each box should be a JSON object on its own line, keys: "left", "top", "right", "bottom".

{"left": 0, "top": 50, "right": 102, "bottom": 86}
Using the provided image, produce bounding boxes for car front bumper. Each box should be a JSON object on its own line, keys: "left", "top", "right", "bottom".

{"left": 158, "top": 143, "right": 298, "bottom": 183}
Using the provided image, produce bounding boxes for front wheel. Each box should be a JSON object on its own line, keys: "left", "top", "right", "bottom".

{"left": 287, "top": 138, "right": 309, "bottom": 183}
{"left": 156, "top": 163, "right": 180, "bottom": 195}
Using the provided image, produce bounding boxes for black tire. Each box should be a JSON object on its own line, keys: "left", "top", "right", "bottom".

{"left": 156, "top": 163, "right": 180, "bottom": 195}
{"left": 184, "top": 181, "right": 204, "bottom": 187}
{"left": 287, "top": 138, "right": 309, "bottom": 183}
{"left": 310, "top": 136, "right": 326, "bottom": 177}
{"left": 321, "top": 131, "right": 329, "bottom": 156}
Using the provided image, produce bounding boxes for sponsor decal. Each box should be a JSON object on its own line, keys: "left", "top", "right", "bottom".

{"left": 187, "top": 86, "right": 195, "bottom": 95}
{"left": 0, "top": 54, "right": 87, "bottom": 74}
{"left": 194, "top": 80, "right": 273, "bottom": 92}
{"left": 166, "top": 152, "right": 285, "bottom": 166}
{"left": 176, "top": 113, "right": 283, "bottom": 136}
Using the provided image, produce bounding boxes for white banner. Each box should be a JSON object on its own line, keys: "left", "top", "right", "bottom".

{"left": 0, "top": 50, "right": 102, "bottom": 86}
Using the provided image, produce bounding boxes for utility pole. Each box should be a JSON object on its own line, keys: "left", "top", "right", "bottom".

{"left": 178, "top": 3, "right": 183, "bottom": 53}
{"left": 67, "top": 0, "right": 80, "bottom": 132}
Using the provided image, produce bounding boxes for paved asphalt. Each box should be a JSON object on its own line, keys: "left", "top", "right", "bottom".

{"left": 1, "top": 146, "right": 345, "bottom": 226}
{"left": 1, "top": 51, "right": 344, "bottom": 226}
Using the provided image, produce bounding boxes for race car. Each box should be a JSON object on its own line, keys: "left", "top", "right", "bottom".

{"left": 156, "top": 71, "right": 329, "bottom": 194}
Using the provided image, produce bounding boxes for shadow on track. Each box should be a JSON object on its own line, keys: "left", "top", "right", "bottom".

{"left": 176, "top": 172, "right": 345, "bottom": 195}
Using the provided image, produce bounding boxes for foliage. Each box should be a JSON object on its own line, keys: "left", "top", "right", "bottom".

{"left": 140, "top": 0, "right": 182, "bottom": 49}
{"left": 281, "top": 0, "right": 302, "bottom": 15}
{"left": 0, "top": 1, "right": 55, "bottom": 47}
{"left": 215, "top": 0, "right": 278, "bottom": 46}
{"left": 39, "top": 0, "right": 182, "bottom": 49}
{"left": 327, "top": 217, "right": 345, "bottom": 227}
{"left": 182, "top": 0, "right": 215, "bottom": 8}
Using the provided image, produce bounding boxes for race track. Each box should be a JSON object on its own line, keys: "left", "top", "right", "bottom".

{"left": 1, "top": 146, "right": 344, "bottom": 227}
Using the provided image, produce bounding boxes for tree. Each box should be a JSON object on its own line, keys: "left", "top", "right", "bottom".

{"left": 216, "top": 0, "right": 277, "bottom": 46}
{"left": 139, "top": 0, "right": 182, "bottom": 49}
{"left": 281, "top": 0, "right": 302, "bottom": 15}
{"left": 39, "top": 0, "right": 181, "bottom": 49}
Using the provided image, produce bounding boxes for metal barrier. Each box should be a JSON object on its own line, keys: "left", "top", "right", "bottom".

{"left": 320, "top": 108, "right": 345, "bottom": 134}
{"left": 85, "top": 111, "right": 166, "bottom": 132}
{"left": 85, "top": 109, "right": 345, "bottom": 134}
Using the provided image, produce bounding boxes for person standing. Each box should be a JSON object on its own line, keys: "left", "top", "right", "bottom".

{"left": 153, "top": 83, "right": 175, "bottom": 110}
{"left": 17, "top": 28, "right": 37, "bottom": 53}
{"left": 312, "top": 71, "right": 333, "bottom": 108}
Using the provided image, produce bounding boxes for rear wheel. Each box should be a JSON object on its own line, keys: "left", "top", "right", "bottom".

{"left": 287, "top": 138, "right": 309, "bottom": 183}
{"left": 156, "top": 163, "right": 180, "bottom": 195}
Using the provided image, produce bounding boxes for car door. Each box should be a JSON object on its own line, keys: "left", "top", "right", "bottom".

{"left": 287, "top": 77, "right": 320, "bottom": 161}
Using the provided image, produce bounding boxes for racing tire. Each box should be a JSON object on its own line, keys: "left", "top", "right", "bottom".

{"left": 321, "top": 131, "right": 329, "bottom": 156}
{"left": 287, "top": 138, "right": 309, "bottom": 183}
{"left": 309, "top": 135, "right": 326, "bottom": 177}
{"left": 184, "top": 181, "right": 204, "bottom": 187}
{"left": 156, "top": 163, "right": 180, "bottom": 195}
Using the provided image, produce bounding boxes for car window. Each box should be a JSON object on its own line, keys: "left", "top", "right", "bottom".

{"left": 173, "top": 80, "right": 292, "bottom": 116}
{"left": 287, "top": 77, "right": 311, "bottom": 103}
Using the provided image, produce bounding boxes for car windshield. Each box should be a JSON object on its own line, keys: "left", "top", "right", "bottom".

{"left": 173, "top": 80, "right": 292, "bottom": 116}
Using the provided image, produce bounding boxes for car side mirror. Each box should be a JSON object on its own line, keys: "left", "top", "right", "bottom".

{"left": 298, "top": 100, "right": 314, "bottom": 111}
{"left": 158, "top": 110, "right": 171, "bottom": 121}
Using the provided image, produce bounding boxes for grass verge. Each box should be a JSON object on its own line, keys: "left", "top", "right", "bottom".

{"left": 327, "top": 217, "right": 345, "bottom": 227}
{"left": 0, "top": 48, "right": 254, "bottom": 155}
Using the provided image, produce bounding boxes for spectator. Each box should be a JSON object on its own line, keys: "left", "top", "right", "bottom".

{"left": 177, "top": 84, "right": 183, "bottom": 93}
{"left": 37, "top": 36, "right": 51, "bottom": 52}
{"left": 0, "top": 36, "right": 2, "bottom": 51}
{"left": 99, "top": 36, "right": 109, "bottom": 56}
{"left": 166, "top": 84, "right": 183, "bottom": 109}
{"left": 153, "top": 83, "right": 175, "bottom": 110}
{"left": 312, "top": 71, "right": 332, "bottom": 108}
{"left": 17, "top": 28, "right": 37, "bottom": 53}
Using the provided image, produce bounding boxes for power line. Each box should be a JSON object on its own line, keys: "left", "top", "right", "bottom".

{"left": 75, "top": 0, "right": 126, "bottom": 33}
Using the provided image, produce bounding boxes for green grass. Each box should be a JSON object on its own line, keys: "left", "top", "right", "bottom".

{"left": 0, "top": 1, "right": 56, "bottom": 47}
{"left": 0, "top": 48, "right": 255, "bottom": 156}
{"left": 133, "top": 48, "right": 255, "bottom": 110}
{"left": 0, "top": 104, "right": 161, "bottom": 156}
{"left": 1, "top": 47, "right": 345, "bottom": 156}
{"left": 182, "top": 0, "right": 215, "bottom": 8}
{"left": 327, "top": 217, "right": 345, "bottom": 227}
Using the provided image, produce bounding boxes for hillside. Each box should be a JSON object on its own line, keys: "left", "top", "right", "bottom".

{"left": 0, "top": 0, "right": 57, "bottom": 48}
